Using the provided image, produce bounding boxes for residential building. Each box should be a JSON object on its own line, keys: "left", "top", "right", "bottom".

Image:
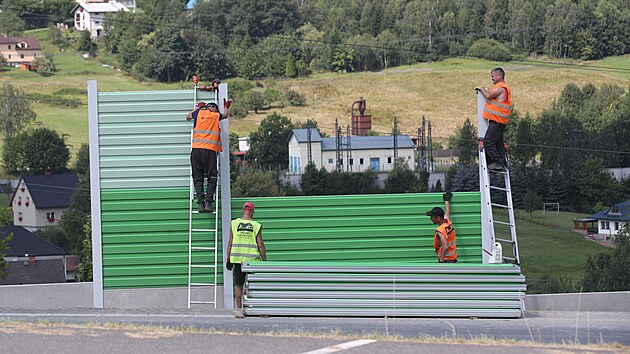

{"left": 0, "top": 225, "right": 66, "bottom": 285}
{"left": 0, "top": 36, "right": 42, "bottom": 67}
{"left": 586, "top": 199, "right": 630, "bottom": 238}
{"left": 288, "top": 129, "right": 416, "bottom": 174}
{"left": 71, "top": 1, "right": 129, "bottom": 38}
{"left": 11, "top": 172, "right": 79, "bottom": 232}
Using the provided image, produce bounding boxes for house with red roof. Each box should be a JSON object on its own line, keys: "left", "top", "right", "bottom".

{"left": 0, "top": 36, "right": 43, "bottom": 67}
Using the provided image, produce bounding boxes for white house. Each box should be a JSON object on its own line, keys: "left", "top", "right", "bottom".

{"left": 587, "top": 199, "right": 630, "bottom": 238}
{"left": 288, "top": 129, "right": 416, "bottom": 174}
{"left": 71, "top": 1, "right": 129, "bottom": 38}
{"left": 11, "top": 172, "right": 79, "bottom": 232}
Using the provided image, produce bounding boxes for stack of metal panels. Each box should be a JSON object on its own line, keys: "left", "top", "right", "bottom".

{"left": 242, "top": 261, "right": 526, "bottom": 318}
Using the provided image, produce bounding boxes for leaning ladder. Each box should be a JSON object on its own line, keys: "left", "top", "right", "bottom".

{"left": 187, "top": 82, "right": 220, "bottom": 308}
{"left": 478, "top": 144, "right": 520, "bottom": 264}
{"left": 477, "top": 91, "right": 520, "bottom": 265}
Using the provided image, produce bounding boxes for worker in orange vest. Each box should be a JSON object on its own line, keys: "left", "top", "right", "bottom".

{"left": 185, "top": 99, "right": 231, "bottom": 213}
{"left": 426, "top": 192, "right": 457, "bottom": 263}
{"left": 476, "top": 67, "right": 512, "bottom": 172}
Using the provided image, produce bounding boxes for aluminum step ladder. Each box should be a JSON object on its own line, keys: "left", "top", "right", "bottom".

{"left": 477, "top": 92, "right": 520, "bottom": 265}
{"left": 187, "top": 80, "right": 220, "bottom": 308}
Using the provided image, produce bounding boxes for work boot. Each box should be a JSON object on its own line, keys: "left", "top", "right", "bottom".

{"left": 197, "top": 203, "right": 206, "bottom": 213}
{"left": 205, "top": 200, "right": 214, "bottom": 213}
{"left": 488, "top": 162, "right": 504, "bottom": 172}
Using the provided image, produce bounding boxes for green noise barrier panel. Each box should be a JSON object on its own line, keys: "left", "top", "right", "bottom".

{"left": 231, "top": 192, "right": 482, "bottom": 263}
{"left": 242, "top": 261, "right": 526, "bottom": 318}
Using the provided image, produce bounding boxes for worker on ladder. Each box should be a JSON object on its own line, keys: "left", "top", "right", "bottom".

{"left": 185, "top": 99, "right": 231, "bottom": 213}
{"left": 476, "top": 67, "right": 512, "bottom": 172}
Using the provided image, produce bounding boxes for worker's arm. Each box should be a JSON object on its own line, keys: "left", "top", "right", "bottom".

{"left": 443, "top": 192, "right": 452, "bottom": 220}
{"left": 256, "top": 229, "right": 266, "bottom": 261}
{"left": 220, "top": 99, "right": 231, "bottom": 120}
{"left": 186, "top": 107, "right": 200, "bottom": 121}
{"left": 479, "top": 86, "right": 505, "bottom": 100}
{"left": 225, "top": 229, "right": 234, "bottom": 270}
{"left": 437, "top": 232, "right": 448, "bottom": 262}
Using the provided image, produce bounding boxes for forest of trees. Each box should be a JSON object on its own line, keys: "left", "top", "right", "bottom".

{"left": 3, "top": 0, "right": 628, "bottom": 82}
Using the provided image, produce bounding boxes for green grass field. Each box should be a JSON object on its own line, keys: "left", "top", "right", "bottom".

{"left": 513, "top": 210, "right": 610, "bottom": 292}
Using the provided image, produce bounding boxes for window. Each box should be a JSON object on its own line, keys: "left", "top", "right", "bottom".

{"left": 349, "top": 158, "right": 354, "bottom": 165}
{"left": 387, "top": 157, "right": 392, "bottom": 164}
{"left": 614, "top": 222, "right": 619, "bottom": 230}
{"left": 18, "top": 212, "right": 23, "bottom": 222}
{"left": 17, "top": 196, "right": 22, "bottom": 206}
{"left": 47, "top": 212, "right": 55, "bottom": 223}
{"left": 25, "top": 197, "right": 30, "bottom": 206}
{"left": 359, "top": 158, "right": 364, "bottom": 165}
{"left": 328, "top": 158, "right": 333, "bottom": 164}
{"left": 20, "top": 54, "right": 24, "bottom": 59}
{"left": 8, "top": 54, "right": 11, "bottom": 59}
{"left": 601, "top": 221, "right": 610, "bottom": 230}
{"left": 33, "top": 53, "right": 37, "bottom": 58}
{"left": 8, "top": 45, "right": 11, "bottom": 49}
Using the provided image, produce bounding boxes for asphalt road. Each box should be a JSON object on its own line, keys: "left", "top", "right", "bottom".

{"left": 1, "top": 318, "right": 626, "bottom": 354}
{"left": 1, "top": 308, "right": 629, "bottom": 348}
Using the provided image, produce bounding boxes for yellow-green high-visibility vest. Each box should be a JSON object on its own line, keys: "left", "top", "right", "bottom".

{"left": 230, "top": 218, "right": 262, "bottom": 263}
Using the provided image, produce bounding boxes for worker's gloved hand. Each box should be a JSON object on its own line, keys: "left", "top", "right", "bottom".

{"left": 197, "top": 101, "right": 206, "bottom": 109}
{"left": 225, "top": 262, "right": 233, "bottom": 271}
{"left": 223, "top": 98, "right": 231, "bottom": 110}
{"left": 443, "top": 191, "right": 453, "bottom": 202}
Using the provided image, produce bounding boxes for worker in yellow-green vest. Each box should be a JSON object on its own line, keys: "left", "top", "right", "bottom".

{"left": 226, "top": 202, "right": 266, "bottom": 314}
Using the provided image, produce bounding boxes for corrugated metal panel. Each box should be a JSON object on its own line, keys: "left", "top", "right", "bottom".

{"left": 98, "top": 90, "right": 216, "bottom": 190}
{"left": 101, "top": 187, "right": 223, "bottom": 289}
{"left": 232, "top": 192, "right": 482, "bottom": 263}
{"left": 243, "top": 262, "right": 525, "bottom": 318}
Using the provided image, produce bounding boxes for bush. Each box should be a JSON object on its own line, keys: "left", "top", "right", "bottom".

{"left": 282, "top": 88, "right": 306, "bottom": 106}
{"left": 466, "top": 39, "right": 512, "bottom": 62}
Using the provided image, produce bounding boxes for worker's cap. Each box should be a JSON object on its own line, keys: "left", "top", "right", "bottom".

{"left": 243, "top": 202, "right": 255, "bottom": 211}
{"left": 426, "top": 207, "right": 445, "bottom": 217}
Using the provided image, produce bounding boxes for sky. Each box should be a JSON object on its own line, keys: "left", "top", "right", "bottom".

{"left": 187, "top": 0, "right": 196, "bottom": 9}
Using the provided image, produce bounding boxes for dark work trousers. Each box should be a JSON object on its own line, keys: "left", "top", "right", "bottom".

{"left": 191, "top": 148, "right": 218, "bottom": 204}
{"left": 483, "top": 120, "right": 507, "bottom": 165}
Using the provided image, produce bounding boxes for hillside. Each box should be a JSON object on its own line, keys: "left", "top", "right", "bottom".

{"left": 1, "top": 29, "right": 629, "bottom": 156}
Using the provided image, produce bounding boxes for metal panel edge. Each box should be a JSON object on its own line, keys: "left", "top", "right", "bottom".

{"left": 218, "top": 82, "right": 233, "bottom": 309}
{"left": 88, "top": 80, "right": 104, "bottom": 308}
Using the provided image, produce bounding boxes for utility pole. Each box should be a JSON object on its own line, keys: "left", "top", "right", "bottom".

{"left": 335, "top": 118, "right": 342, "bottom": 172}
{"left": 428, "top": 120, "right": 434, "bottom": 172}
{"left": 393, "top": 117, "right": 398, "bottom": 161}
{"left": 306, "top": 120, "right": 313, "bottom": 165}
{"left": 346, "top": 125, "right": 353, "bottom": 172}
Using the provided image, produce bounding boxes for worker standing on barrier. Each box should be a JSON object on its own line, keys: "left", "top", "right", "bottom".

{"left": 185, "top": 99, "right": 230, "bottom": 213}
{"left": 226, "top": 202, "right": 266, "bottom": 317}
{"left": 426, "top": 192, "right": 458, "bottom": 263}
{"left": 476, "top": 67, "right": 512, "bottom": 172}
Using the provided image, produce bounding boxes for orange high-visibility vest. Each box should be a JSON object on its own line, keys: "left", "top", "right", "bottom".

{"left": 434, "top": 219, "right": 457, "bottom": 261}
{"left": 482, "top": 82, "right": 512, "bottom": 125}
{"left": 192, "top": 110, "right": 222, "bottom": 152}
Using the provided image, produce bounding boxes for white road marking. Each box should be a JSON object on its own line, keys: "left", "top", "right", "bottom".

{"left": 300, "top": 339, "right": 377, "bottom": 354}
{"left": 0, "top": 313, "right": 233, "bottom": 318}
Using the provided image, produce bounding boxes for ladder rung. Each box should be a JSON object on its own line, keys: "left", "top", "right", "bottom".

{"left": 496, "top": 237, "right": 514, "bottom": 243}
{"left": 190, "top": 265, "right": 217, "bottom": 268}
{"left": 191, "top": 246, "right": 216, "bottom": 250}
{"left": 191, "top": 229, "right": 217, "bottom": 232}
{"left": 489, "top": 185, "right": 510, "bottom": 192}
{"left": 490, "top": 203, "right": 510, "bottom": 209}
{"left": 502, "top": 256, "right": 516, "bottom": 261}
{"left": 190, "top": 301, "right": 216, "bottom": 304}
{"left": 190, "top": 283, "right": 215, "bottom": 286}
{"left": 492, "top": 220, "right": 514, "bottom": 227}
